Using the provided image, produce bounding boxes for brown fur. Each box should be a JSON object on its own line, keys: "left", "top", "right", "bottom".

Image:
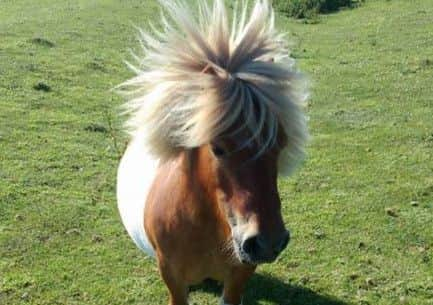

{"left": 144, "top": 143, "right": 285, "bottom": 305}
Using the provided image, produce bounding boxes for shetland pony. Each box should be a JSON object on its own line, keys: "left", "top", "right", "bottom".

{"left": 117, "top": 1, "right": 308, "bottom": 304}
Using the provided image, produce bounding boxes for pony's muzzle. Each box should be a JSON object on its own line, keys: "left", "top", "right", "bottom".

{"left": 241, "top": 231, "right": 290, "bottom": 264}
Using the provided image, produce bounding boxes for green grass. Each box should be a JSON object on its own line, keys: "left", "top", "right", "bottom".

{"left": 1, "top": 0, "right": 432, "bottom": 304}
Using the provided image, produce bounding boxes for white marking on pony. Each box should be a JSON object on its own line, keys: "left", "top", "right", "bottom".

{"left": 117, "top": 0, "right": 309, "bottom": 175}
{"left": 117, "top": 133, "right": 158, "bottom": 257}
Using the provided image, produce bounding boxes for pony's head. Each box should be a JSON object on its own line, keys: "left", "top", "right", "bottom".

{"left": 192, "top": 130, "right": 290, "bottom": 264}
{"left": 120, "top": 0, "right": 308, "bottom": 265}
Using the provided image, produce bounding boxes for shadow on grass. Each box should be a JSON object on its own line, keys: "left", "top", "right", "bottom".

{"left": 191, "top": 273, "right": 349, "bottom": 305}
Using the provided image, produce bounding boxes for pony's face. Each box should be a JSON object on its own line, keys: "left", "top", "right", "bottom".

{"left": 201, "top": 135, "right": 290, "bottom": 265}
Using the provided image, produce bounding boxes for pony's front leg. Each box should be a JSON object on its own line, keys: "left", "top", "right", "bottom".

{"left": 221, "top": 266, "right": 255, "bottom": 305}
{"left": 158, "top": 260, "right": 189, "bottom": 305}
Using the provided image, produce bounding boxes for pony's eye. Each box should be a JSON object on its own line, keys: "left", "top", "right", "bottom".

{"left": 212, "top": 145, "right": 226, "bottom": 158}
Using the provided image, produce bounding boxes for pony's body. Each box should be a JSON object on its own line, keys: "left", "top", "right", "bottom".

{"left": 116, "top": 1, "right": 308, "bottom": 304}
{"left": 118, "top": 136, "right": 257, "bottom": 304}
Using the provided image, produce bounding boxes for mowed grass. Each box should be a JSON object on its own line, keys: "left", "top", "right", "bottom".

{"left": 1, "top": 0, "right": 432, "bottom": 304}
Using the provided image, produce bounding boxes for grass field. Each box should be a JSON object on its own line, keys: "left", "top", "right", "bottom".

{"left": 1, "top": 0, "right": 433, "bottom": 304}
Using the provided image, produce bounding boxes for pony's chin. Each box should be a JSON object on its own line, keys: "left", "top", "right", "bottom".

{"left": 240, "top": 258, "right": 258, "bottom": 266}
{"left": 240, "top": 255, "right": 276, "bottom": 266}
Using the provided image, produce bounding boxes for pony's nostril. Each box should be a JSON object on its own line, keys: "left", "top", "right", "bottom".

{"left": 242, "top": 233, "right": 288, "bottom": 262}
{"left": 242, "top": 235, "right": 258, "bottom": 256}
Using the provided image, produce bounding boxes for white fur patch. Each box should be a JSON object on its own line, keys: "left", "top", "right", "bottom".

{"left": 117, "top": 134, "right": 159, "bottom": 257}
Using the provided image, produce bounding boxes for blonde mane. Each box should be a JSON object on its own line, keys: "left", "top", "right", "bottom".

{"left": 119, "top": 0, "right": 308, "bottom": 175}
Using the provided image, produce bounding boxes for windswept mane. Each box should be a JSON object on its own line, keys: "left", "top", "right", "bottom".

{"left": 120, "top": 0, "right": 308, "bottom": 174}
